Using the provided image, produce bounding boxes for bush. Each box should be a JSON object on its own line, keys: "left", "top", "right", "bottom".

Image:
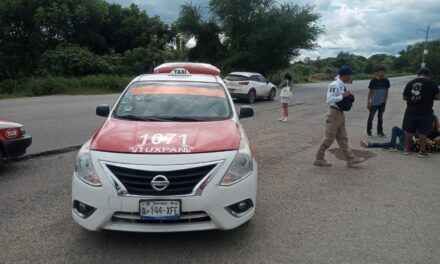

{"left": 0, "top": 75, "right": 132, "bottom": 97}
{"left": 0, "top": 79, "right": 18, "bottom": 94}
{"left": 37, "top": 44, "right": 111, "bottom": 77}
{"left": 270, "top": 63, "right": 314, "bottom": 84}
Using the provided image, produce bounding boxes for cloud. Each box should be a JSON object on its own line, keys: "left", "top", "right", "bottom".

{"left": 298, "top": 0, "right": 440, "bottom": 59}
{"left": 108, "top": 0, "right": 440, "bottom": 59}
{"left": 107, "top": 0, "right": 209, "bottom": 24}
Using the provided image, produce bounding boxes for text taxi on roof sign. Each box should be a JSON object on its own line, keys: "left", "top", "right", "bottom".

{"left": 71, "top": 62, "right": 258, "bottom": 232}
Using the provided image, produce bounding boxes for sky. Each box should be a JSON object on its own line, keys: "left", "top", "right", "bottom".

{"left": 109, "top": 0, "right": 440, "bottom": 60}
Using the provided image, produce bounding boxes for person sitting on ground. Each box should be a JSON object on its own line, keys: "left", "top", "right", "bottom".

{"left": 360, "top": 115, "right": 440, "bottom": 153}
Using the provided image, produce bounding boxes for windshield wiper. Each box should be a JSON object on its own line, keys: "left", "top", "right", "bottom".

{"left": 167, "top": 117, "right": 207, "bottom": 121}
{"left": 116, "top": 115, "right": 169, "bottom": 122}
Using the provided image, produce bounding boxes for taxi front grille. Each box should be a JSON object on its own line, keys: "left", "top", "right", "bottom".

{"left": 112, "top": 211, "right": 211, "bottom": 224}
{"left": 106, "top": 164, "right": 216, "bottom": 196}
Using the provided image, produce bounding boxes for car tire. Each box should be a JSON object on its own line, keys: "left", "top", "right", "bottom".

{"left": 267, "top": 88, "right": 276, "bottom": 101}
{"left": 0, "top": 151, "right": 4, "bottom": 170}
{"left": 247, "top": 89, "right": 256, "bottom": 104}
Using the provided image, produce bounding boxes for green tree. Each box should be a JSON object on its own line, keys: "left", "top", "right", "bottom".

{"left": 100, "top": 4, "right": 172, "bottom": 54}
{"left": 0, "top": 0, "right": 173, "bottom": 80}
{"left": 334, "top": 52, "right": 366, "bottom": 72}
{"left": 395, "top": 40, "right": 440, "bottom": 82}
{"left": 204, "top": 0, "right": 323, "bottom": 75}
{"left": 364, "top": 54, "right": 397, "bottom": 73}
{"left": 174, "top": 4, "right": 225, "bottom": 65}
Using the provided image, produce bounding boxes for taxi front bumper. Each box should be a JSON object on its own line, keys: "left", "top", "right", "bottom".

{"left": 72, "top": 150, "right": 258, "bottom": 232}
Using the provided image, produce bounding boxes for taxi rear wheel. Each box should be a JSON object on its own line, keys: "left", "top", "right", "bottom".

{"left": 247, "top": 90, "right": 256, "bottom": 104}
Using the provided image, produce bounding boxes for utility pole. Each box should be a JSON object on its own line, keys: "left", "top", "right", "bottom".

{"left": 417, "top": 22, "right": 431, "bottom": 68}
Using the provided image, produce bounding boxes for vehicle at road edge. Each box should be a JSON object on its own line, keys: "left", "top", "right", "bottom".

{"left": 224, "top": 72, "right": 277, "bottom": 104}
{"left": 72, "top": 62, "right": 258, "bottom": 232}
{"left": 0, "top": 119, "right": 32, "bottom": 168}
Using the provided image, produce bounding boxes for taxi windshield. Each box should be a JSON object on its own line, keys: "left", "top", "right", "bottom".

{"left": 114, "top": 81, "right": 232, "bottom": 121}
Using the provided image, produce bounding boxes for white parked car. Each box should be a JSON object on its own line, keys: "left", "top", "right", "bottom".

{"left": 72, "top": 63, "right": 258, "bottom": 232}
{"left": 224, "top": 72, "right": 277, "bottom": 104}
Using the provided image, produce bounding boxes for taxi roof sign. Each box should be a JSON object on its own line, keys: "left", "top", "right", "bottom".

{"left": 170, "top": 68, "right": 191, "bottom": 76}
{"left": 154, "top": 62, "right": 220, "bottom": 76}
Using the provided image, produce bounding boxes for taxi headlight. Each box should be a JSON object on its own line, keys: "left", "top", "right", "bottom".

{"left": 75, "top": 140, "right": 101, "bottom": 186}
{"left": 220, "top": 139, "right": 253, "bottom": 186}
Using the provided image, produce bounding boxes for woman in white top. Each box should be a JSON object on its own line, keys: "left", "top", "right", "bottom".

{"left": 278, "top": 73, "right": 293, "bottom": 122}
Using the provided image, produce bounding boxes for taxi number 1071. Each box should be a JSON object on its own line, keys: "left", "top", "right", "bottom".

{"left": 139, "top": 133, "right": 188, "bottom": 145}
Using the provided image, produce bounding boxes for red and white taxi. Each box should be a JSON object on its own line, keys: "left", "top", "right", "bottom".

{"left": 72, "top": 63, "right": 258, "bottom": 232}
{"left": 0, "top": 119, "right": 32, "bottom": 166}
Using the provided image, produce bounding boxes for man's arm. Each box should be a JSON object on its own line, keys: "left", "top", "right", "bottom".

{"left": 403, "top": 83, "right": 410, "bottom": 101}
{"left": 384, "top": 89, "right": 389, "bottom": 103}
{"left": 326, "top": 84, "right": 344, "bottom": 104}
{"left": 367, "top": 89, "right": 372, "bottom": 109}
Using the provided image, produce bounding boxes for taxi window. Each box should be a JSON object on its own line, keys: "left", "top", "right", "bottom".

{"left": 114, "top": 82, "right": 232, "bottom": 121}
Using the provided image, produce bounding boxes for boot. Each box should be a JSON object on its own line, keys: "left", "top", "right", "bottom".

{"left": 313, "top": 159, "right": 332, "bottom": 167}
{"left": 347, "top": 157, "right": 366, "bottom": 167}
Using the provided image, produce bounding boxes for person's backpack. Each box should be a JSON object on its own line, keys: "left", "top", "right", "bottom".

{"left": 336, "top": 94, "right": 355, "bottom": 111}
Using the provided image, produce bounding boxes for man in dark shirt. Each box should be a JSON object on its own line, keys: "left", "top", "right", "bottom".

{"left": 403, "top": 67, "right": 440, "bottom": 157}
{"left": 367, "top": 66, "right": 390, "bottom": 137}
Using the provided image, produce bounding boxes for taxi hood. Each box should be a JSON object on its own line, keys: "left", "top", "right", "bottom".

{"left": 90, "top": 118, "right": 241, "bottom": 154}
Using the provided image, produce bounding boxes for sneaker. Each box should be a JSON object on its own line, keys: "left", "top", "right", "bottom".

{"left": 347, "top": 157, "right": 366, "bottom": 167}
{"left": 378, "top": 133, "right": 386, "bottom": 137}
{"left": 313, "top": 159, "right": 332, "bottom": 167}
{"left": 360, "top": 140, "right": 369, "bottom": 148}
{"left": 281, "top": 117, "right": 288, "bottom": 122}
{"left": 417, "top": 152, "right": 430, "bottom": 158}
{"left": 278, "top": 116, "right": 285, "bottom": 121}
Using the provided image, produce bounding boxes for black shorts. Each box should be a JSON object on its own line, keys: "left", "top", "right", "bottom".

{"left": 403, "top": 112, "right": 433, "bottom": 135}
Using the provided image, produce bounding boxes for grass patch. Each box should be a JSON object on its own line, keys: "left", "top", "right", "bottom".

{"left": 0, "top": 75, "right": 133, "bottom": 98}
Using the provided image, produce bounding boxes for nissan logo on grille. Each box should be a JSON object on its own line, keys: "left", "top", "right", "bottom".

{"left": 151, "top": 175, "right": 170, "bottom": 191}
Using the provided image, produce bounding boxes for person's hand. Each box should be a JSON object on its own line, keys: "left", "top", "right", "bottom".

{"left": 367, "top": 102, "right": 371, "bottom": 110}
{"left": 342, "top": 91, "right": 351, "bottom": 97}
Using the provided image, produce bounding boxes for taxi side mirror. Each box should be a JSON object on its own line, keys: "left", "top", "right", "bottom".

{"left": 239, "top": 106, "right": 254, "bottom": 119}
{"left": 96, "top": 104, "right": 110, "bottom": 117}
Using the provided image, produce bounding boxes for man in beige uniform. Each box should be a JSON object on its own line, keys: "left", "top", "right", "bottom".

{"left": 314, "top": 66, "right": 366, "bottom": 167}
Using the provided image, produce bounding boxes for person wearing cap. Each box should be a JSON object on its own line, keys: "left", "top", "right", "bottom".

{"left": 366, "top": 66, "right": 390, "bottom": 137}
{"left": 402, "top": 67, "right": 440, "bottom": 158}
{"left": 314, "top": 66, "right": 366, "bottom": 167}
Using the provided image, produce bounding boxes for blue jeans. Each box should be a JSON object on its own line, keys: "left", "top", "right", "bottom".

{"left": 369, "top": 126, "right": 405, "bottom": 150}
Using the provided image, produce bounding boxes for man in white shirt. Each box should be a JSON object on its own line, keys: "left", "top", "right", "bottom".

{"left": 314, "top": 66, "right": 366, "bottom": 167}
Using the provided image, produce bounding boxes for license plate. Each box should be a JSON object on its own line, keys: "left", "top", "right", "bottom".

{"left": 139, "top": 200, "right": 180, "bottom": 220}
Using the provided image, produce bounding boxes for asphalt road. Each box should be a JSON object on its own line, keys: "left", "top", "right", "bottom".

{"left": 2, "top": 75, "right": 440, "bottom": 263}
